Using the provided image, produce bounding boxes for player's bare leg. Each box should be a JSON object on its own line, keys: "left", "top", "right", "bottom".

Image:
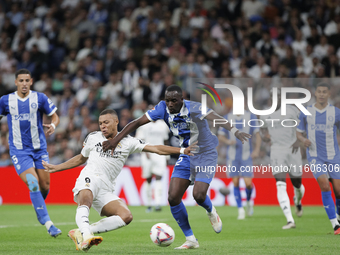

{"left": 36, "top": 168, "right": 50, "bottom": 199}
{"left": 275, "top": 173, "right": 295, "bottom": 229}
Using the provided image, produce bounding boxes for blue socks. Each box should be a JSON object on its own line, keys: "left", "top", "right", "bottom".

{"left": 321, "top": 191, "right": 336, "bottom": 220}
{"left": 197, "top": 195, "right": 212, "bottom": 213}
{"left": 170, "top": 202, "right": 193, "bottom": 237}
{"left": 246, "top": 187, "right": 252, "bottom": 201}
{"left": 336, "top": 198, "right": 340, "bottom": 216}
{"left": 30, "top": 191, "right": 51, "bottom": 225}
{"left": 234, "top": 186, "right": 242, "bottom": 208}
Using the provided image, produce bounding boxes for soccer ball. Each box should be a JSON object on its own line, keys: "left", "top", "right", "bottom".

{"left": 150, "top": 223, "right": 175, "bottom": 247}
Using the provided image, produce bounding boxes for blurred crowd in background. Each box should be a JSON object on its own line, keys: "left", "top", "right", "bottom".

{"left": 1, "top": 0, "right": 340, "bottom": 167}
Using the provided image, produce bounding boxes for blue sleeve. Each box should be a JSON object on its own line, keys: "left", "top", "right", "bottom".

{"left": 250, "top": 113, "right": 260, "bottom": 134}
{"left": 296, "top": 111, "right": 306, "bottom": 132}
{"left": 146, "top": 101, "right": 166, "bottom": 121}
{"left": 335, "top": 107, "right": 340, "bottom": 129}
{"left": 39, "top": 93, "right": 57, "bottom": 116}
{"left": 0, "top": 96, "right": 8, "bottom": 116}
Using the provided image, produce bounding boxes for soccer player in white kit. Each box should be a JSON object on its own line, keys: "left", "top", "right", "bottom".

{"left": 43, "top": 109, "right": 195, "bottom": 251}
{"left": 136, "top": 119, "right": 170, "bottom": 212}
{"left": 260, "top": 95, "right": 305, "bottom": 229}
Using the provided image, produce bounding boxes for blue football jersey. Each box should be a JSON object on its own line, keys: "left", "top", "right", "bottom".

{"left": 218, "top": 111, "right": 259, "bottom": 162}
{"left": 297, "top": 104, "right": 340, "bottom": 161}
{"left": 0, "top": 91, "right": 57, "bottom": 151}
{"left": 146, "top": 100, "right": 218, "bottom": 152}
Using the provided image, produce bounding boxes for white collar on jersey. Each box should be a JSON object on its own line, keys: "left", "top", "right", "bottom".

{"left": 313, "top": 103, "right": 330, "bottom": 113}
{"left": 15, "top": 90, "right": 32, "bottom": 102}
{"left": 166, "top": 100, "right": 189, "bottom": 117}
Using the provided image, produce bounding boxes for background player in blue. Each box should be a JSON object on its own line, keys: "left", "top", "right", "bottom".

{"left": 297, "top": 82, "right": 340, "bottom": 235}
{"left": 0, "top": 69, "right": 61, "bottom": 237}
{"left": 218, "top": 111, "right": 261, "bottom": 220}
{"left": 102, "top": 85, "right": 251, "bottom": 249}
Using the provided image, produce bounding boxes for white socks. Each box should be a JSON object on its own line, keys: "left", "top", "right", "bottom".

{"left": 76, "top": 205, "right": 127, "bottom": 237}
{"left": 90, "top": 215, "right": 126, "bottom": 234}
{"left": 45, "top": 220, "right": 53, "bottom": 230}
{"left": 186, "top": 235, "right": 197, "bottom": 242}
{"left": 276, "top": 181, "right": 294, "bottom": 223}
{"left": 154, "top": 180, "right": 162, "bottom": 206}
{"left": 145, "top": 182, "right": 152, "bottom": 206}
{"left": 294, "top": 184, "right": 305, "bottom": 205}
{"left": 76, "top": 205, "right": 92, "bottom": 240}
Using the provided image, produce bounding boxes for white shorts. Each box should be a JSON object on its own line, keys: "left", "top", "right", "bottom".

{"left": 72, "top": 171, "right": 119, "bottom": 216}
{"left": 141, "top": 153, "right": 167, "bottom": 179}
{"left": 270, "top": 148, "right": 303, "bottom": 177}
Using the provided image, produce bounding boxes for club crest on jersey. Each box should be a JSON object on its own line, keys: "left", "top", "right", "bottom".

{"left": 31, "top": 103, "right": 37, "bottom": 109}
{"left": 117, "top": 143, "right": 122, "bottom": 149}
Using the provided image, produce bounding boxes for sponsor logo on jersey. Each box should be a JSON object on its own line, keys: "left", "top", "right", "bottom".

{"left": 85, "top": 177, "right": 90, "bottom": 183}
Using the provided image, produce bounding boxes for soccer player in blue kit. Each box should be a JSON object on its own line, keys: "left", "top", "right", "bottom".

{"left": 102, "top": 85, "right": 251, "bottom": 249}
{"left": 296, "top": 82, "right": 340, "bottom": 235}
{"left": 0, "top": 69, "right": 61, "bottom": 237}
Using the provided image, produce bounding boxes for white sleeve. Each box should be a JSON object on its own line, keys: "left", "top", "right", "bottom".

{"left": 81, "top": 134, "right": 93, "bottom": 157}
{"left": 129, "top": 136, "right": 148, "bottom": 154}
{"left": 135, "top": 125, "right": 145, "bottom": 140}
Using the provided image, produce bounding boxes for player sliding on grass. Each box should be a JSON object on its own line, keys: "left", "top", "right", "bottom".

{"left": 296, "top": 82, "right": 340, "bottom": 235}
{"left": 102, "top": 85, "right": 251, "bottom": 249}
{"left": 43, "top": 109, "right": 195, "bottom": 251}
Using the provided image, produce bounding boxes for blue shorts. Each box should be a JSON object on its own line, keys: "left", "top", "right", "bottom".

{"left": 308, "top": 157, "right": 340, "bottom": 179}
{"left": 227, "top": 158, "right": 254, "bottom": 178}
{"left": 9, "top": 149, "right": 50, "bottom": 175}
{"left": 172, "top": 149, "right": 218, "bottom": 184}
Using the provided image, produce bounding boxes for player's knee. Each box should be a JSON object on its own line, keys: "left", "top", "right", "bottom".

{"left": 193, "top": 192, "right": 206, "bottom": 204}
{"left": 121, "top": 212, "right": 133, "bottom": 225}
{"left": 39, "top": 180, "right": 50, "bottom": 193}
{"left": 26, "top": 174, "right": 39, "bottom": 192}
{"left": 168, "top": 194, "right": 180, "bottom": 206}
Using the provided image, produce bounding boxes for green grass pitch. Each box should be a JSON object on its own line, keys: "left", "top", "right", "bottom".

{"left": 0, "top": 205, "right": 338, "bottom": 254}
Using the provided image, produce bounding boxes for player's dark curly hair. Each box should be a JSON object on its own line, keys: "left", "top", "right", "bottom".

{"left": 316, "top": 82, "right": 330, "bottom": 90}
{"left": 15, "top": 69, "right": 31, "bottom": 78}
{"left": 165, "top": 85, "right": 182, "bottom": 95}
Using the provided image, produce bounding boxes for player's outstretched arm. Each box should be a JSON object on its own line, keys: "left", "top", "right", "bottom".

{"left": 142, "top": 143, "right": 196, "bottom": 156}
{"left": 205, "top": 110, "right": 251, "bottom": 144}
{"left": 43, "top": 112, "right": 60, "bottom": 136}
{"left": 296, "top": 130, "right": 311, "bottom": 147}
{"left": 43, "top": 154, "right": 88, "bottom": 173}
{"left": 103, "top": 114, "right": 151, "bottom": 152}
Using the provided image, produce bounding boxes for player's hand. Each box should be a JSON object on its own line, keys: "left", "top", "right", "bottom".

{"left": 235, "top": 131, "right": 251, "bottom": 144}
{"left": 291, "top": 139, "right": 300, "bottom": 154}
{"left": 303, "top": 138, "right": 311, "bottom": 147}
{"left": 42, "top": 160, "right": 58, "bottom": 173}
{"left": 184, "top": 141, "right": 198, "bottom": 156}
{"left": 43, "top": 123, "right": 55, "bottom": 136}
{"left": 102, "top": 138, "right": 118, "bottom": 154}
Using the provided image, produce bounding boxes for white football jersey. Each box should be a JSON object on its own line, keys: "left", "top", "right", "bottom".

{"left": 135, "top": 120, "right": 169, "bottom": 145}
{"left": 261, "top": 105, "right": 300, "bottom": 149}
{"left": 81, "top": 131, "right": 147, "bottom": 186}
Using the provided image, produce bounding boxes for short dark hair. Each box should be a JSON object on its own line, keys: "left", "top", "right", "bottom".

{"left": 15, "top": 69, "right": 31, "bottom": 78}
{"left": 165, "top": 85, "right": 182, "bottom": 96}
{"left": 316, "top": 82, "right": 330, "bottom": 90}
{"left": 100, "top": 109, "right": 118, "bottom": 117}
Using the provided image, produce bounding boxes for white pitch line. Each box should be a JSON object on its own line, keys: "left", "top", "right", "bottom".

{"left": 0, "top": 218, "right": 171, "bottom": 229}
